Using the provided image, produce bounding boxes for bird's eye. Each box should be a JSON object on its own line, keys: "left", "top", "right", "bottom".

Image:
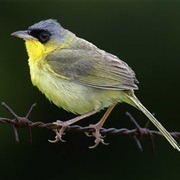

{"left": 28, "top": 29, "right": 51, "bottom": 43}
{"left": 39, "top": 31, "right": 50, "bottom": 43}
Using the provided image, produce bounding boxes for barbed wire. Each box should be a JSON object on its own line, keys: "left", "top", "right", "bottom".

{"left": 0, "top": 102, "right": 179, "bottom": 152}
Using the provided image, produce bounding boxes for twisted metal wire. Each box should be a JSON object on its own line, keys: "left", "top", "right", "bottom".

{"left": 0, "top": 102, "right": 179, "bottom": 152}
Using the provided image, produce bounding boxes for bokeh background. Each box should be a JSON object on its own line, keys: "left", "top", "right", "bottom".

{"left": 0, "top": 0, "right": 179, "bottom": 179}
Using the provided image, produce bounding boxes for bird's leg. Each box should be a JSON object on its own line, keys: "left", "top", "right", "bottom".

{"left": 49, "top": 109, "right": 100, "bottom": 143}
{"left": 88, "top": 103, "right": 117, "bottom": 148}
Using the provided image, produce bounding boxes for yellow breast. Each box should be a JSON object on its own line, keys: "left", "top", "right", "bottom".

{"left": 24, "top": 38, "right": 123, "bottom": 114}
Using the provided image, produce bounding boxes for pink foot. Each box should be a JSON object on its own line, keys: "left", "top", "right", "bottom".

{"left": 48, "top": 120, "right": 68, "bottom": 143}
{"left": 88, "top": 124, "right": 109, "bottom": 148}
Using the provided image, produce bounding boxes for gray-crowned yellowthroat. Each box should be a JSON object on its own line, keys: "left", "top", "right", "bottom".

{"left": 11, "top": 19, "right": 180, "bottom": 150}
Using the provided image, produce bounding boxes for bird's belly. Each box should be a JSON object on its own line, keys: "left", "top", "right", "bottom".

{"left": 30, "top": 64, "right": 127, "bottom": 114}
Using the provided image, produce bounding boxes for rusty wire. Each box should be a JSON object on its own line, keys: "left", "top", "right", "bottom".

{"left": 0, "top": 102, "right": 179, "bottom": 152}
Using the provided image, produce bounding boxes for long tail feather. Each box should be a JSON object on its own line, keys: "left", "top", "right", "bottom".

{"left": 127, "top": 94, "right": 180, "bottom": 151}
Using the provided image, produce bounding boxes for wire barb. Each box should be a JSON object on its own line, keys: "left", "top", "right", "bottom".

{"left": 1, "top": 102, "right": 36, "bottom": 144}
{"left": 0, "top": 102, "right": 179, "bottom": 152}
{"left": 126, "top": 111, "right": 156, "bottom": 152}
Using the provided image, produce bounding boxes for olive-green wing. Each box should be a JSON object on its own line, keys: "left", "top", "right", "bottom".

{"left": 46, "top": 49, "right": 138, "bottom": 90}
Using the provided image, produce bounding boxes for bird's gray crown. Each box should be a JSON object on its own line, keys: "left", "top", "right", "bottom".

{"left": 28, "top": 19, "right": 62, "bottom": 34}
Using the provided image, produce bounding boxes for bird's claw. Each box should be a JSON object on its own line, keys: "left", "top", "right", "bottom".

{"left": 48, "top": 129, "right": 66, "bottom": 143}
{"left": 85, "top": 131, "right": 93, "bottom": 137}
{"left": 88, "top": 124, "right": 109, "bottom": 148}
{"left": 48, "top": 120, "right": 68, "bottom": 143}
{"left": 89, "top": 136, "right": 109, "bottom": 149}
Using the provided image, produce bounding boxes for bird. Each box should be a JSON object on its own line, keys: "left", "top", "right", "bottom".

{"left": 11, "top": 19, "right": 180, "bottom": 150}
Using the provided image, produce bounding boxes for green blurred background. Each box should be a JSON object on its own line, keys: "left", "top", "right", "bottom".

{"left": 0, "top": 0, "right": 179, "bottom": 179}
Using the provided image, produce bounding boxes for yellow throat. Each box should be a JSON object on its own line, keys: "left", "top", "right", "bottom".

{"left": 25, "top": 40, "right": 56, "bottom": 61}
